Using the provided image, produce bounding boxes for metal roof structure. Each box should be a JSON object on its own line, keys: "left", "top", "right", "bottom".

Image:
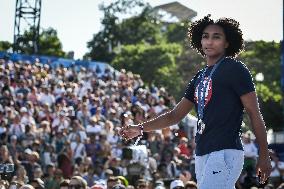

{"left": 153, "top": 1, "right": 197, "bottom": 21}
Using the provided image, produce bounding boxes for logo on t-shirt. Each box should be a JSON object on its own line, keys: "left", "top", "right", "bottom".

{"left": 194, "top": 77, "right": 212, "bottom": 106}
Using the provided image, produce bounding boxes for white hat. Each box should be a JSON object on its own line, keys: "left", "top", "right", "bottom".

{"left": 66, "top": 88, "right": 72, "bottom": 93}
{"left": 24, "top": 148, "right": 33, "bottom": 155}
{"left": 11, "top": 135, "right": 17, "bottom": 140}
{"left": 170, "top": 180, "right": 184, "bottom": 189}
{"left": 155, "top": 186, "right": 166, "bottom": 189}
{"left": 20, "top": 107, "right": 28, "bottom": 113}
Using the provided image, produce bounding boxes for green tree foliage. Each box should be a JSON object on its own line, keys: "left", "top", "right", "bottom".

{"left": 239, "top": 41, "right": 282, "bottom": 130}
{"left": 164, "top": 22, "right": 189, "bottom": 44}
{"left": 38, "top": 28, "right": 66, "bottom": 57}
{"left": 0, "top": 41, "right": 12, "bottom": 52}
{"left": 85, "top": 0, "right": 164, "bottom": 62}
{"left": 112, "top": 43, "right": 182, "bottom": 96}
{"left": 86, "top": 0, "right": 185, "bottom": 96}
{"left": 162, "top": 21, "right": 205, "bottom": 97}
{"left": 118, "top": 11, "right": 164, "bottom": 45}
{"left": 15, "top": 27, "right": 65, "bottom": 57}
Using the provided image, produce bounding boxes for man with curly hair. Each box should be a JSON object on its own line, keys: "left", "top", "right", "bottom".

{"left": 119, "top": 15, "right": 272, "bottom": 188}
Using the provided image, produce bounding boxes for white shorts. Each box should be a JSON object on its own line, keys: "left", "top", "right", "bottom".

{"left": 195, "top": 149, "right": 244, "bottom": 189}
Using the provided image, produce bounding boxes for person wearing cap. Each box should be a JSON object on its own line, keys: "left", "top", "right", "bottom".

{"left": 242, "top": 131, "right": 258, "bottom": 175}
{"left": 86, "top": 116, "right": 102, "bottom": 134}
{"left": 51, "top": 109, "right": 69, "bottom": 134}
{"left": 170, "top": 179, "right": 184, "bottom": 189}
{"left": 69, "top": 176, "right": 87, "bottom": 189}
{"left": 19, "top": 107, "right": 36, "bottom": 127}
{"left": 153, "top": 180, "right": 165, "bottom": 189}
{"left": 22, "top": 150, "right": 40, "bottom": 181}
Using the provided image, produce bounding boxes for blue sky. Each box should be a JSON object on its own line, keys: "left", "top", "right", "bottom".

{"left": 0, "top": 0, "right": 282, "bottom": 59}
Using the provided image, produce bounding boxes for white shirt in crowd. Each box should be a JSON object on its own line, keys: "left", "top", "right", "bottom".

{"left": 38, "top": 93, "right": 55, "bottom": 106}
{"left": 9, "top": 123, "right": 25, "bottom": 137}
{"left": 68, "top": 131, "right": 87, "bottom": 143}
{"left": 70, "top": 142, "right": 86, "bottom": 160}
{"left": 243, "top": 142, "right": 258, "bottom": 158}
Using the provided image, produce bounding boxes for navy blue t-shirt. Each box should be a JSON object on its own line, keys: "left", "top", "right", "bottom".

{"left": 184, "top": 57, "right": 255, "bottom": 156}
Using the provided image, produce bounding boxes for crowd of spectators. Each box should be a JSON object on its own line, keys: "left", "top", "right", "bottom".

{"left": 0, "top": 58, "right": 197, "bottom": 189}
{"left": 0, "top": 57, "right": 283, "bottom": 189}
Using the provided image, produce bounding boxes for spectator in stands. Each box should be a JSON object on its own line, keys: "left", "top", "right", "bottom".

{"left": 38, "top": 86, "right": 55, "bottom": 107}
{"left": 184, "top": 181, "right": 197, "bottom": 189}
{"left": 177, "top": 137, "right": 191, "bottom": 159}
{"left": 11, "top": 165, "right": 28, "bottom": 185}
{"left": 70, "top": 132, "right": 86, "bottom": 163}
{"left": 52, "top": 109, "right": 70, "bottom": 134}
{"left": 107, "top": 177, "right": 121, "bottom": 189}
{"left": 33, "top": 167, "right": 43, "bottom": 180}
{"left": 136, "top": 179, "right": 149, "bottom": 189}
{"left": 170, "top": 179, "right": 184, "bottom": 189}
{"left": 242, "top": 131, "right": 258, "bottom": 175}
{"left": 69, "top": 176, "right": 87, "bottom": 189}
{"left": 0, "top": 145, "right": 14, "bottom": 182}
{"left": 44, "top": 163, "right": 57, "bottom": 189}
{"left": 59, "top": 179, "right": 70, "bottom": 189}
{"left": 269, "top": 150, "right": 284, "bottom": 187}
{"left": 9, "top": 113, "right": 24, "bottom": 138}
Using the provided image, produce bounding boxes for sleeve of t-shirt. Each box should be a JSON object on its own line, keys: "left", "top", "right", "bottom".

{"left": 184, "top": 74, "right": 199, "bottom": 103}
{"left": 231, "top": 62, "right": 255, "bottom": 97}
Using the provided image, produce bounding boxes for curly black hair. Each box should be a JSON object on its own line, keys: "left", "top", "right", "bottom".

{"left": 188, "top": 14, "right": 244, "bottom": 57}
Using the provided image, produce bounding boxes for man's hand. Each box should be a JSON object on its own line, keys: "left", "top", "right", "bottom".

{"left": 256, "top": 154, "right": 272, "bottom": 184}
